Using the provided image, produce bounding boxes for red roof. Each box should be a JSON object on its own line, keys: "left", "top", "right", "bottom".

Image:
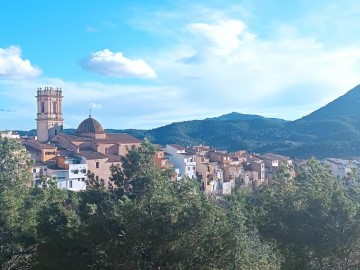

{"left": 100, "top": 133, "right": 142, "bottom": 144}
{"left": 169, "top": 144, "right": 186, "bottom": 150}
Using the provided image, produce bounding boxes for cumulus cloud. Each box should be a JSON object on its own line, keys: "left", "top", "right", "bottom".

{"left": 147, "top": 12, "right": 360, "bottom": 120}
{"left": 80, "top": 49, "right": 156, "bottom": 79}
{"left": 2, "top": 4, "right": 360, "bottom": 130}
{"left": 90, "top": 103, "right": 102, "bottom": 109}
{"left": 0, "top": 46, "right": 42, "bottom": 79}
{"left": 188, "top": 19, "right": 255, "bottom": 55}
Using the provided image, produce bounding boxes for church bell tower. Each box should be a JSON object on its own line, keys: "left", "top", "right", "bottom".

{"left": 36, "top": 87, "right": 64, "bottom": 142}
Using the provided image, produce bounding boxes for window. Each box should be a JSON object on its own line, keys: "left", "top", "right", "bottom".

{"left": 53, "top": 102, "right": 57, "bottom": 114}
{"left": 69, "top": 181, "right": 73, "bottom": 188}
{"left": 41, "top": 101, "right": 45, "bottom": 113}
{"left": 105, "top": 147, "right": 109, "bottom": 154}
{"left": 33, "top": 169, "right": 36, "bottom": 173}
{"left": 96, "top": 162, "right": 100, "bottom": 168}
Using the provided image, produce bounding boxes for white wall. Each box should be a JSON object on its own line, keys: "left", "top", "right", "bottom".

{"left": 164, "top": 145, "right": 196, "bottom": 180}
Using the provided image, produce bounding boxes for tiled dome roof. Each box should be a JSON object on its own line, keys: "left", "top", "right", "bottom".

{"left": 76, "top": 116, "right": 104, "bottom": 134}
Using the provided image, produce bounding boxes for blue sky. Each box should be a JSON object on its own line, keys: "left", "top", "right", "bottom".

{"left": 1, "top": 0, "right": 360, "bottom": 130}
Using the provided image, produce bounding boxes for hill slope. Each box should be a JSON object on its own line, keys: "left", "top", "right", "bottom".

{"left": 122, "top": 85, "right": 360, "bottom": 158}
{"left": 299, "top": 84, "right": 360, "bottom": 123}
{"left": 17, "top": 85, "right": 360, "bottom": 159}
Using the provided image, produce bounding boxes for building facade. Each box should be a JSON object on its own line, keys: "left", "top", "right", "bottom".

{"left": 36, "top": 87, "right": 64, "bottom": 142}
{"left": 23, "top": 87, "right": 143, "bottom": 190}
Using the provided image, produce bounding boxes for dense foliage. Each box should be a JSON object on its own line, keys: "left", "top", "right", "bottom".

{"left": 2, "top": 137, "right": 360, "bottom": 269}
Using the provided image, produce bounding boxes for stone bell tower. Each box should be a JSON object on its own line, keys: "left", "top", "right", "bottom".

{"left": 36, "top": 86, "right": 64, "bottom": 142}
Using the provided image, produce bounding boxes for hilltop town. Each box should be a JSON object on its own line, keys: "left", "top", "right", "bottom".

{"left": 2, "top": 87, "right": 359, "bottom": 195}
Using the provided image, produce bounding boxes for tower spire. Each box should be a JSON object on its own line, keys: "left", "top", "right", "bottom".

{"left": 89, "top": 109, "right": 92, "bottom": 118}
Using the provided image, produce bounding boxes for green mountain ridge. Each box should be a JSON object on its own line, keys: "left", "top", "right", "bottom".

{"left": 15, "top": 85, "right": 360, "bottom": 159}
{"left": 123, "top": 84, "right": 360, "bottom": 158}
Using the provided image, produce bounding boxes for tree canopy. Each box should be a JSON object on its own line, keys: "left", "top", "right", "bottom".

{"left": 2, "top": 137, "right": 360, "bottom": 269}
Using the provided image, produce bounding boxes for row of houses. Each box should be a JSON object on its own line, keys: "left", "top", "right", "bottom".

{"left": 16, "top": 130, "right": 292, "bottom": 194}
{"left": 4, "top": 88, "right": 351, "bottom": 195}
{"left": 154, "top": 144, "right": 292, "bottom": 196}
{"left": 324, "top": 158, "right": 360, "bottom": 178}
{"left": 19, "top": 134, "right": 360, "bottom": 195}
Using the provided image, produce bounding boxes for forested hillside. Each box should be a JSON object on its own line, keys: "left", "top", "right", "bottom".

{"left": 2, "top": 137, "right": 360, "bottom": 269}
{"left": 119, "top": 85, "right": 360, "bottom": 158}
{"left": 17, "top": 85, "right": 360, "bottom": 158}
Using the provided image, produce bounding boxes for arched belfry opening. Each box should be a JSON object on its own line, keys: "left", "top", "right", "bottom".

{"left": 36, "top": 87, "right": 64, "bottom": 142}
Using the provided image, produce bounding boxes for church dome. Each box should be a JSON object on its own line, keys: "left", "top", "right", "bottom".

{"left": 76, "top": 116, "right": 104, "bottom": 134}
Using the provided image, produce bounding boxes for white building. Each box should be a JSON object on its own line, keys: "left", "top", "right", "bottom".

{"left": 164, "top": 144, "right": 196, "bottom": 180}
{"left": 324, "top": 158, "right": 357, "bottom": 178}
{"left": 30, "top": 151, "right": 87, "bottom": 191}
{"left": 1, "top": 131, "right": 20, "bottom": 139}
{"left": 53, "top": 155, "right": 87, "bottom": 191}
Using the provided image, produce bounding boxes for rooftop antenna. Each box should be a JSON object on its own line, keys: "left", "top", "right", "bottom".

{"left": 89, "top": 109, "right": 92, "bottom": 118}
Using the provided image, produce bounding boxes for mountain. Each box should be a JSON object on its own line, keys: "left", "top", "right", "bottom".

{"left": 121, "top": 84, "right": 360, "bottom": 159}
{"left": 15, "top": 85, "right": 360, "bottom": 159}
{"left": 206, "top": 112, "right": 286, "bottom": 122}
{"left": 299, "top": 84, "right": 360, "bottom": 123}
{"left": 284, "top": 84, "right": 360, "bottom": 148}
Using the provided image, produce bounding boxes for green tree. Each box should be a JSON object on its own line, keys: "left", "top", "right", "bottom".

{"left": 254, "top": 159, "right": 360, "bottom": 270}
{"left": 92, "top": 140, "right": 281, "bottom": 269}
{"left": 0, "top": 137, "right": 35, "bottom": 269}
{"left": 80, "top": 140, "right": 226, "bottom": 269}
{"left": 223, "top": 191, "right": 282, "bottom": 270}
{"left": 109, "top": 138, "right": 157, "bottom": 198}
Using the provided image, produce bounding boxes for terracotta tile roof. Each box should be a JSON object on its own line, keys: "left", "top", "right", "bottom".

{"left": 76, "top": 116, "right": 104, "bottom": 134}
{"left": 94, "top": 133, "right": 142, "bottom": 144}
{"left": 59, "top": 134, "right": 92, "bottom": 142}
{"left": 23, "top": 143, "right": 41, "bottom": 153}
{"left": 212, "top": 151, "right": 231, "bottom": 157}
{"left": 79, "top": 151, "right": 108, "bottom": 160}
{"left": 194, "top": 146, "right": 210, "bottom": 151}
{"left": 22, "top": 140, "right": 57, "bottom": 151}
{"left": 259, "top": 153, "right": 287, "bottom": 161}
{"left": 169, "top": 144, "right": 186, "bottom": 150}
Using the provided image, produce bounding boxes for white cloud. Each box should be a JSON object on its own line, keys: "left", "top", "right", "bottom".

{"left": 90, "top": 103, "right": 102, "bottom": 109}
{"left": 0, "top": 46, "right": 41, "bottom": 79}
{"left": 0, "top": 77, "right": 184, "bottom": 129}
{"left": 80, "top": 49, "right": 156, "bottom": 79}
{"left": 3, "top": 3, "right": 360, "bottom": 130}
{"left": 188, "top": 19, "right": 255, "bottom": 55}
{"left": 147, "top": 13, "right": 360, "bottom": 119}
